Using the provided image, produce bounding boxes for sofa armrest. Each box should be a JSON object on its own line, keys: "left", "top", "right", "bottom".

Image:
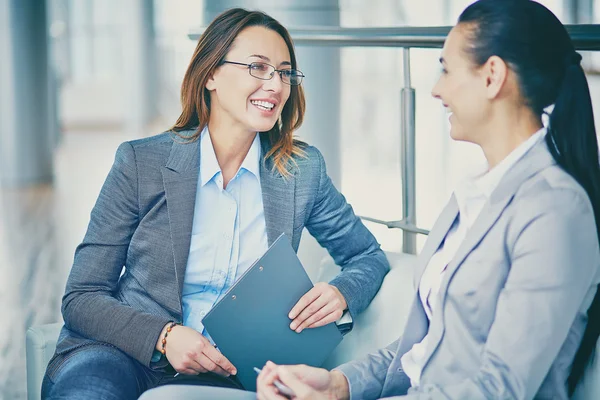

{"left": 26, "top": 323, "right": 62, "bottom": 400}
{"left": 319, "top": 251, "right": 418, "bottom": 369}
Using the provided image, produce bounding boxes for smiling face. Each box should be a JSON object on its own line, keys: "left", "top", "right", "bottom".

{"left": 205, "top": 26, "right": 293, "bottom": 135}
{"left": 431, "top": 24, "right": 491, "bottom": 143}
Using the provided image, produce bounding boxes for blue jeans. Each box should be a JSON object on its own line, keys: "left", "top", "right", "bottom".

{"left": 41, "top": 344, "right": 243, "bottom": 400}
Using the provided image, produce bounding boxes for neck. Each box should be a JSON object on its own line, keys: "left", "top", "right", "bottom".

{"left": 478, "top": 106, "right": 543, "bottom": 169}
{"left": 207, "top": 118, "right": 256, "bottom": 175}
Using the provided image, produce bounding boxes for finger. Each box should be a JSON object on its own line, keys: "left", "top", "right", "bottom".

{"left": 197, "top": 353, "right": 231, "bottom": 377}
{"left": 257, "top": 363, "right": 287, "bottom": 400}
{"left": 257, "top": 362, "right": 276, "bottom": 388}
{"left": 175, "top": 353, "right": 206, "bottom": 374}
{"left": 203, "top": 345, "right": 237, "bottom": 375}
{"left": 305, "top": 308, "right": 344, "bottom": 330}
{"left": 289, "top": 287, "right": 322, "bottom": 320}
{"left": 296, "top": 301, "right": 337, "bottom": 332}
{"left": 277, "top": 366, "right": 314, "bottom": 398}
{"left": 258, "top": 385, "right": 288, "bottom": 400}
{"left": 291, "top": 295, "right": 328, "bottom": 331}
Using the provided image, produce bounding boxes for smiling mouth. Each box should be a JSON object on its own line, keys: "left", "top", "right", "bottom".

{"left": 251, "top": 100, "right": 275, "bottom": 111}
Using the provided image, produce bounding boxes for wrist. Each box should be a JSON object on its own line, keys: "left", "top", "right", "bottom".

{"left": 155, "top": 323, "right": 170, "bottom": 351}
{"left": 330, "top": 370, "right": 350, "bottom": 400}
{"left": 330, "top": 285, "right": 348, "bottom": 311}
{"left": 155, "top": 322, "right": 180, "bottom": 353}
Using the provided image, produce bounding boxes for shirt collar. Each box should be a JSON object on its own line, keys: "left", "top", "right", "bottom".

{"left": 453, "top": 127, "right": 547, "bottom": 215}
{"left": 199, "top": 127, "right": 261, "bottom": 187}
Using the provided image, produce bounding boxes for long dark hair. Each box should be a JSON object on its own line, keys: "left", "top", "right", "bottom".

{"left": 172, "top": 8, "right": 306, "bottom": 177}
{"left": 459, "top": 0, "right": 600, "bottom": 393}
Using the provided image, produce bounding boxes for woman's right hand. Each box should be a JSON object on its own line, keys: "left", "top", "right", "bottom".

{"left": 156, "top": 324, "right": 237, "bottom": 376}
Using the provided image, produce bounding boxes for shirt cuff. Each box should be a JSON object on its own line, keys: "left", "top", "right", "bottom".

{"left": 335, "top": 310, "right": 353, "bottom": 335}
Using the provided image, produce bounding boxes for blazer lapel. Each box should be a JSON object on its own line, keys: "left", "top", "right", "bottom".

{"left": 412, "top": 196, "right": 459, "bottom": 289}
{"left": 420, "top": 139, "right": 557, "bottom": 368}
{"left": 161, "top": 133, "right": 200, "bottom": 300}
{"left": 438, "top": 139, "right": 557, "bottom": 307}
{"left": 259, "top": 134, "right": 296, "bottom": 247}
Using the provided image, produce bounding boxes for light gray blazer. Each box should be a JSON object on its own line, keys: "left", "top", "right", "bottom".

{"left": 46, "top": 130, "right": 389, "bottom": 376}
{"left": 338, "top": 139, "right": 600, "bottom": 399}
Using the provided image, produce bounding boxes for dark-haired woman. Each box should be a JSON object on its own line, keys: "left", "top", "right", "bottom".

{"left": 41, "top": 8, "right": 389, "bottom": 400}
{"left": 254, "top": 1, "right": 600, "bottom": 399}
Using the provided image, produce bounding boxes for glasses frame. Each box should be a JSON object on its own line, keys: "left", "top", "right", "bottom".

{"left": 222, "top": 60, "right": 305, "bottom": 86}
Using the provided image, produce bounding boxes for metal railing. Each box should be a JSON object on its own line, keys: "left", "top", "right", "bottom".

{"left": 189, "top": 25, "right": 600, "bottom": 254}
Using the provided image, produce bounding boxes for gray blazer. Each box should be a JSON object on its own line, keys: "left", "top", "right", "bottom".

{"left": 338, "top": 139, "right": 600, "bottom": 399}
{"left": 47, "top": 130, "right": 389, "bottom": 375}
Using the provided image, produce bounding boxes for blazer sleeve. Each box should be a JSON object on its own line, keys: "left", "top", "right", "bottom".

{"left": 335, "top": 339, "right": 401, "bottom": 400}
{"left": 304, "top": 147, "right": 390, "bottom": 321}
{"left": 61, "top": 142, "right": 171, "bottom": 368}
{"left": 387, "top": 188, "right": 600, "bottom": 399}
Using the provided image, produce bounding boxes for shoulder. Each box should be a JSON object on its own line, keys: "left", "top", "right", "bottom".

{"left": 115, "top": 130, "right": 177, "bottom": 166}
{"left": 127, "top": 131, "right": 175, "bottom": 151}
{"left": 290, "top": 141, "right": 326, "bottom": 175}
{"left": 515, "top": 164, "right": 593, "bottom": 216}
{"left": 506, "top": 164, "right": 595, "bottom": 249}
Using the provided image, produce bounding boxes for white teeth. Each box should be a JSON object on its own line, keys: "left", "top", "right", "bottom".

{"left": 251, "top": 100, "right": 275, "bottom": 110}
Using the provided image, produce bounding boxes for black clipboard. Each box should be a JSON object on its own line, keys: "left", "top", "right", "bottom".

{"left": 202, "top": 234, "right": 343, "bottom": 391}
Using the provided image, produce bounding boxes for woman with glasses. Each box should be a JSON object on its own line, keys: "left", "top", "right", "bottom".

{"left": 41, "top": 8, "right": 389, "bottom": 400}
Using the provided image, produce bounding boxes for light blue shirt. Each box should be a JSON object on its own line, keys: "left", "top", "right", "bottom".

{"left": 182, "top": 127, "right": 268, "bottom": 336}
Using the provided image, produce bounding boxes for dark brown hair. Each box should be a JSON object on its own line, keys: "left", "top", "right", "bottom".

{"left": 460, "top": 0, "right": 600, "bottom": 393}
{"left": 171, "top": 8, "right": 306, "bottom": 176}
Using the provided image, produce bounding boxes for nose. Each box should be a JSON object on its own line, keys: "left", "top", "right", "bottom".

{"left": 431, "top": 81, "right": 441, "bottom": 100}
{"left": 262, "top": 71, "right": 284, "bottom": 92}
{"left": 431, "top": 74, "right": 443, "bottom": 100}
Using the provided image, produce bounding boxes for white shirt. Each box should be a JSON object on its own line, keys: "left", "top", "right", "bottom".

{"left": 401, "top": 127, "right": 547, "bottom": 387}
{"left": 181, "top": 127, "right": 268, "bottom": 336}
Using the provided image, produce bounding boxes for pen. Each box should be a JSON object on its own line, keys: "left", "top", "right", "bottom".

{"left": 254, "top": 367, "right": 295, "bottom": 398}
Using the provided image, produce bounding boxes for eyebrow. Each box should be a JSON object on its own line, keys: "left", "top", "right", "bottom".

{"left": 248, "top": 54, "right": 292, "bottom": 67}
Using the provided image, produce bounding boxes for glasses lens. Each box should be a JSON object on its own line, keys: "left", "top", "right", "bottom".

{"left": 280, "top": 69, "right": 304, "bottom": 85}
{"left": 248, "top": 62, "right": 274, "bottom": 80}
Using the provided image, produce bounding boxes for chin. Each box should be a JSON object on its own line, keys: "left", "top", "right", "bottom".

{"left": 449, "top": 125, "right": 469, "bottom": 142}
{"left": 251, "top": 119, "right": 279, "bottom": 133}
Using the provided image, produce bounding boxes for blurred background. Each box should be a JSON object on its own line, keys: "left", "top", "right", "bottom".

{"left": 2, "top": 0, "right": 600, "bottom": 398}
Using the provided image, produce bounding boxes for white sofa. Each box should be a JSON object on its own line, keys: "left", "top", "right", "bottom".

{"left": 25, "top": 251, "right": 600, "bottom": 399}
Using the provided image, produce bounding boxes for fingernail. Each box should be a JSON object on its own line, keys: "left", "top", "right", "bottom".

{"left": 296, "top": 328, "right": 302, "bottom": 333}
{"left": 288, "top": 313, "right": 294, "bottom": 319}
{"left": 232, "top": 369, "right": 237, "bottom": 375}
{"left": 290, "top": 323, "right": 296, "bottom": 330}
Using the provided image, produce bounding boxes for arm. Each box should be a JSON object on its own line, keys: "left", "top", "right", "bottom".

{"left": 61, "top": 142, "right": 171, "bottom": 367}
{"left": 305, "top": 148, "right": 390, "bottom": 320}
{"left": 396, "top": 188, "right": 600, "bottom": 399}
{"left": 334, "top": 339, "right": 400, "bottom": 400}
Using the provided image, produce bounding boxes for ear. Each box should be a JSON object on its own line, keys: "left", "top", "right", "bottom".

{"left": 205, "top": 74, "right": 216, "bottom": 91}
{"left": 482, "top": 55, "right": 508, "bottom": 100}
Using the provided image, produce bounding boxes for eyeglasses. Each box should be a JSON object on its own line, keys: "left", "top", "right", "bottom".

{"left": 222, "top": 61, "right": 305, "bottom": 86}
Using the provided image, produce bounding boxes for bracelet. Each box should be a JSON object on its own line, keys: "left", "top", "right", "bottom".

{"left": 160, "top": 322, "right": 179, "bottom": 355}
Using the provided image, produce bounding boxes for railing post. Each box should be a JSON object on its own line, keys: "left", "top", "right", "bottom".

{"left": 0, "top": 0, "right": 56, "bottom": 187}
{"left": 401, "top": 48, "right": 417, "bottom": 254}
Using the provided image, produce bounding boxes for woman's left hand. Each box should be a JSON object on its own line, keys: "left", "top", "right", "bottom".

{"left": 288, "top": 282, "right": 347, "bottom": 333}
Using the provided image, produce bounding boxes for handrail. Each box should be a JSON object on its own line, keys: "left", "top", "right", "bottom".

{"left": 188, "top": 24, "right": 600, "bottom": 253}
{"left": 189, "top": 25, "right": 600, "bottom": 50}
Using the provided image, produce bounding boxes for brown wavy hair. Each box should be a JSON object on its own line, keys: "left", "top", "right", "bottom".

{"left": 171, "top": 8, "right": 306, "bottom": 176}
